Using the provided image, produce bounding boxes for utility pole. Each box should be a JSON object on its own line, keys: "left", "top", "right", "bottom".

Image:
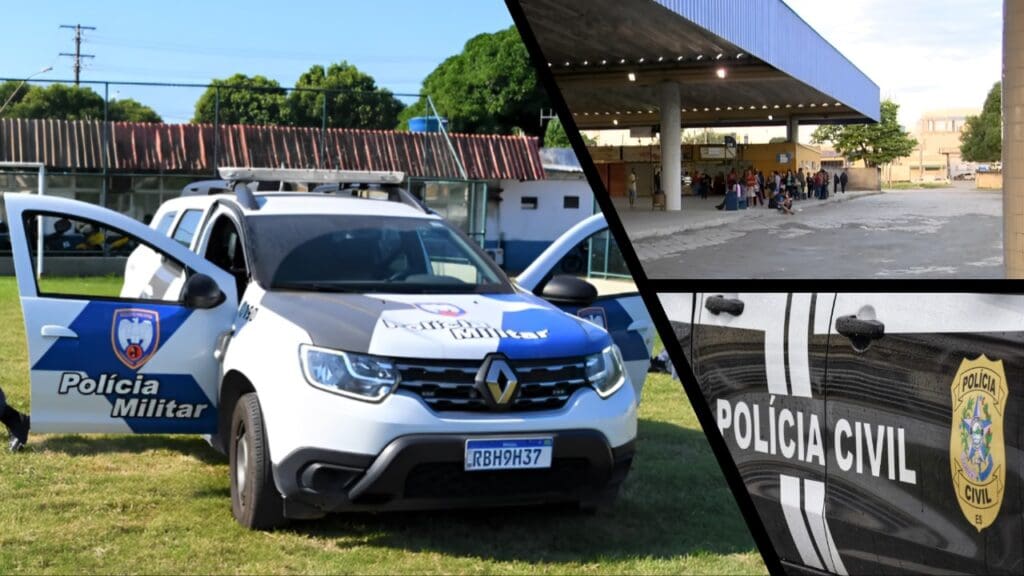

{"left": 59, "top": 24, "right": 96, "bottom": 86}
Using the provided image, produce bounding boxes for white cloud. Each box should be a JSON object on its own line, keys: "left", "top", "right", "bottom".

{"left": 785, "top": 0, "right": 1002, "bottom": 127}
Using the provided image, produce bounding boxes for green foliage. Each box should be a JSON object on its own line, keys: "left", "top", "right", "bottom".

{"left": 543, "top": 118, "right": 595, "bottom": 148}
{"left": 192, "top": 74, "right": 288, "bottom": 125}
{"left": 0, "top": 84, "right": 161, "bottom": 122}
{"left": 287, "top": 62, "right": 405, "bottom": 129}
{"left": 682, "top": 130, "right": 730, "bottom": 145}
{"left": 0, "top": 80, "right": 31, "bottom": 113}
{"left": 961, "top": 82, "right": 1002, "bottom": 163}
{"left": 811, "top": 100, "right": 917, "bottom": 167}
{"left": 399, "top": 26, "right": 549, "bottom": 136}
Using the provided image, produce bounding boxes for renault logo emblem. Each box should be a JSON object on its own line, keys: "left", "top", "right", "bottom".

{"left": 476, "top": 356, "right": 518, "bottom": 408}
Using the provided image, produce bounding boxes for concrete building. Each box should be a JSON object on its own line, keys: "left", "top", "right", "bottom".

{"left": 886, "top": 108, "right": 981, "bottom": 183}
{"left": 520, "top": 0, "right": 881, "bottom": 212}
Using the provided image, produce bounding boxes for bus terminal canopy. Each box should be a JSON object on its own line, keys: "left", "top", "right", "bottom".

{"left": 520, "top": 0, "right": 881, "bottom": 130}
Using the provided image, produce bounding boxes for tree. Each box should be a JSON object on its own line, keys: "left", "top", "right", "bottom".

{"left": 2, "top": 83, "right": 161, "bottom": 122}
{"left": 0, "top": 80, "right": 32, "bottom": 113}
{"left": 811, "top": 100, "right": 917, "bottom": 167}
{"left": 961, "top": 82, "right": 1001, "bottom": 163}
{"left": 543, "top": 118, "right": 595, "bottom": 147}
{"left": 287, "top": 62, "right": 404, "bottom": 129}
{"left": 399, "top": 26, "right": 549, "bottom": 136}
{"left": 193, "top": 74, "right": 288, "bottom": 125}
{"left": 682, "top": 130, "right": 730, "bottom": 145}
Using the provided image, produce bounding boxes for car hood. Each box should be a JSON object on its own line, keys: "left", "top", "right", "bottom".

{"left": 259, "top": 291, "right": 611, "bottom": 361}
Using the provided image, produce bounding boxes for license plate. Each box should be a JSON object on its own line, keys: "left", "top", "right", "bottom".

{"left": 464, "top": 437, "right": 553, "bottom": 471}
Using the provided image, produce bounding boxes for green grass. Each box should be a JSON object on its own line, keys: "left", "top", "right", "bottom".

{"left": 0, "top": 277, "right": 764, "bottom": 575}
{"left": 882, "top": 182, "right": 953, "bottom": 190}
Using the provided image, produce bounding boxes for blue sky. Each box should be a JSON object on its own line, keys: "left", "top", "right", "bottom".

{"left": 0, "top": 1, "right": 514, "bottom": 123}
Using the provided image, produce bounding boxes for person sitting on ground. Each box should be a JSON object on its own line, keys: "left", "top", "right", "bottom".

{"left": 780, "top": 190, "right": 795, "bottom": 215}
{"left": 0, "top": 385, "right": 29, "bottom": 452}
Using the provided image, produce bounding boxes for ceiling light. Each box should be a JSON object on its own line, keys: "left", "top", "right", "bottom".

{"left": 810, "top": 103, "right": 817, "bottom": 108}
{"left": 601, "top": 59, "right": 608, "bottom": 65}
{"left": 613, "top": 119, "right": 619, "bottom": 126}
{"left": 768, "top": 115, "right": 774, "bottom": 121}
{"left": 738, "top": 106, "right": 745, "bottom": 110}
{"left": 638, "top": 57, "right": 645, "bottom": 63}
{"left": 834, "top": 102, "right": 842, "bottom": 107}
{"left": 704, "top": 107, "right": 710, "bottom": 112}
{"left": 762, "top": 105, "right": 768, "bottom": 109}
{"left": 627, "top": 72, "right": 636, "bottom": 82}
{"left": 564, "top": 61, "right": 571, "bottom": 67}
{"left": 822, "top": 103, "right": 830, "bottom": 107}
{"left": 620, "top": 58, "right": 627, "bottom": 64}
{"left": 715, "top": 107, "right": 721, "bottom": 111}
{"left": 696, "top": 54, "right": 705, "bottom": 61}
{"left": 737, "top": 53, "right": 747, "bottom": 59}
{"left": 715, "top": 53, "right": 724, "bottom": 60}
{"left": 798, "top": 104, "right": 805, "bottom": 108}
{"left": 785, "top": 104, "right": 792, "bottom": 109}
{"left": 676, "top": 55, "right": 685, "bottom": 61}
{"left": 583, "top": 60, "right": 589, "bottom": 66}
{"left": 658, "top": 56, "right": 664, "bottom": 62}
{"left": 547, "top": 62, "right": 552, "bottom": 67}
{"left": 716, "top": 68, "right": 727, "bottom": 79}
{"left": 773, "top": 105, "right": 780, "bottom": 109}
{"left": 727, "top": 106, "right": 733, "bottom": 111}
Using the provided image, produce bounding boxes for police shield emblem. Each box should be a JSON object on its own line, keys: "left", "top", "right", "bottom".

{"left": 111, "top": 308, "right": 160, "bottom": 369}
{"left": 950, "top": 355, "right": 1007, "bottom": 532}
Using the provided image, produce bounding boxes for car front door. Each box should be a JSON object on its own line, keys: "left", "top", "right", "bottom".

{"left": 689, "top": 292, "right": 844, "bottom": 573}
{"left": 517, "top": 214, "right": 654, "bottom": 395}
{"left": 6, "top": 194, "right": 238, "bottom": 434}
{"left": 825, "top": 293, "right": 1024, "bottom": 574}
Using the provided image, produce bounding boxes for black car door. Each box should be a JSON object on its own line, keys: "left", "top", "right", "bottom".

{"left": 825, "top": 293, "right": 1024, "bottom": 574}
{"left": 689, "top": 292, "right": 843, "bottom": 572}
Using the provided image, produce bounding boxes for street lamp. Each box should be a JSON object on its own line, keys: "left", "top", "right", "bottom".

{"left": 0, "top": 66, "right": 53, "bottom": 116}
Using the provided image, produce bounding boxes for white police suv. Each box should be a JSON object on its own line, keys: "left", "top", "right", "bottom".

{"left": 4, "top": 169, "right": 650, "bottom": 529}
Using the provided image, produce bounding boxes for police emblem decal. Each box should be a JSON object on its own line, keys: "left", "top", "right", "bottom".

{"left": 950, "top": 355, "right": 1007, "bottom": 532}
{"left": 414, "top": 303, "right": 466, "bottom": 317}
{"left": 111, "top": 308, "right": 160, "bottom": 370}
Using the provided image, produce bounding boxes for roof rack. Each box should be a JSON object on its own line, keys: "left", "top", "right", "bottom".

{"left": 311, "top": 182, "right": 430, "bottom": 214}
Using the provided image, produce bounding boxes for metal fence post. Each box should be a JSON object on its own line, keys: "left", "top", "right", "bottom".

{"left": 213, "top": 85, "right": 220, "bottom": 176}
{"left": 320, "top": 90, "right": 328, "bottom": 169}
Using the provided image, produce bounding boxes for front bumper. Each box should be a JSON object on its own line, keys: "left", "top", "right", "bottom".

{"left": 273, "top": 430, "right": 635, "bottom": 519}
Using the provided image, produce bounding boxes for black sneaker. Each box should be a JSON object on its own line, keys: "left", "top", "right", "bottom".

{"left": 8, "top": 414, "right": 29, "bottom": 453}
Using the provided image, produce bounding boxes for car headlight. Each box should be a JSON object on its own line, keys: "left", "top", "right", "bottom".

{"left": 299, "top": 344, "right": 397, "bottom": 402}
{"left": 585, "top": 345, "right": 626, "bottom": 399}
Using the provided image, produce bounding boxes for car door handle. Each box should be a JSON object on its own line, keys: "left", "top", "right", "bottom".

{"left": 705, "top": 295, "right": 744, "bottom": 316}
{"left": 835, "top": 315, "right": 885, "bottom": 340}
{"left": 40, "top": 325, "right": 78, "bottom": 339}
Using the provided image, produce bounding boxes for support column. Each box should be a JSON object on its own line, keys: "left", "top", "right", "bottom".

{"left": 787, "top": 117, "right": 800, "bottom": 143}
{"left": 660, "top": 81, "right": 682, "bottom": 211}
{"left": 1005, "top": 0, "right": 1024, "bottom": 277}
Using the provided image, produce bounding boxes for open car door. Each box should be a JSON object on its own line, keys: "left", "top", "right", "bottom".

{"left": 518, "top": 214, "right": 654, "bottom": 395}
{"left": 5, "top": 194, "right": 238, "bottom": 434}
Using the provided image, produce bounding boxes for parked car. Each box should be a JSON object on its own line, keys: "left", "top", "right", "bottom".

{"left": 665, "top": 292, "right": 1024, "bottom": 574}
{"left": 4, "top": 174, "right": 649, "bottom": 530}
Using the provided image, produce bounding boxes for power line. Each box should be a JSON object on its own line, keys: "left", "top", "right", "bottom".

{"left": 59, "top": 24, "right": 96, "bottom": 86}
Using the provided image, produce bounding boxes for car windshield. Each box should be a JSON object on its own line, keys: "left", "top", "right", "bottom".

{"left": 247, "top": 214, "right": 511, "bottom": 294}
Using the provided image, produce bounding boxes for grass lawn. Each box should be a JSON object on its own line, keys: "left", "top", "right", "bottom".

{"left": 0, "top": 277, "right": 764, "bottom": 574}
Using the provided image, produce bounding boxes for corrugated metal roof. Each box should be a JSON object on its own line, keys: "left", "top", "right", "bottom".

{"left": 655, "top": 0, "right": 880, "bottom": 122}
{"left": 0, "top": 118, "right": 545, "bottom": 181}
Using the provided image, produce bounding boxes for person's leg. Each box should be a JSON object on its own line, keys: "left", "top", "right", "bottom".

{"left": 0, "top": 386, "right": 29, "bottom": 452}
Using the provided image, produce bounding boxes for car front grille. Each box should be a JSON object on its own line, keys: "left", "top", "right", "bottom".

{"left": 403, "top": 459, "right": 590, "bottom": 499}
{"left": 395, "top": 358, "right": 589, "bottom": 412}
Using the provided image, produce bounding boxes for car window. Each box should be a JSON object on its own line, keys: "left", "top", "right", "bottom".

{"left": 203, "top": 215, "right": 248, "bottom": 297}
{"left": 548, "top": 228, "right": 635, "bottom": 297}
{"left": 23, "top": 211, "right": 186, "bottom": 301}
{"left": 171, "top": 209, "right": 203, "bottom": 248}
{"left": 154, "top": 211, "right": 177, "bottom": 236}
{"left": 246, "top": 214, "right": 512, "bottom": 294}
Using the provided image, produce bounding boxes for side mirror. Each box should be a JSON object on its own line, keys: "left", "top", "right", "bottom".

{"left": 183, "top": 273, "right": 225, "bottom": 310}
{"left": 539, "top": 275, "right": 598, "bottom": 307}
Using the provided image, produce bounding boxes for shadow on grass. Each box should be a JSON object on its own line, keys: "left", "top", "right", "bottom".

{"left": 36, "top": 434, "right": 225, "bottom": 466}
{"left": 286, "top": 419, "right": 756, "bottom": 563}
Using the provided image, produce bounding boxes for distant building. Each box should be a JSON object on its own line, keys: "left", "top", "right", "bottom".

{"left": 887, "top": 108, "right": 980, "bottom": 183}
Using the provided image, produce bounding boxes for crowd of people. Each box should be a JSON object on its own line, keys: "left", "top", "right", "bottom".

{"left": 690, "top": 166, "right": 849, "bottom": 216}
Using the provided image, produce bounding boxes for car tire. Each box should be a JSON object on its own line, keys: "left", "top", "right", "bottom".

{"left": 230, "top": 392, "right": 286, "bottom": 530}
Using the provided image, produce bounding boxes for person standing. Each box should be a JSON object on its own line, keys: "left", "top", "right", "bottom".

{"left": 797, "top": 168, "right": 806, "bottom": 200}
{"left": 834, "top": 172, "right": 842, "bottom": 194}
{"left": 628, "top": 168, "right": 638, "bottom": 208}
{"left": 0, "top": 386, "right": 29, "bottom": 452}
{"left": 746, "top": 168, "right": 760, "bottom": 207}
{"left": 840, "top": 169, "right": 849, "bottom": 194}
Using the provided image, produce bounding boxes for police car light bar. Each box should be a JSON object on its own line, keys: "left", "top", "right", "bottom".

{"left": 218, "top": 167, "right": 406, "bottom": 185}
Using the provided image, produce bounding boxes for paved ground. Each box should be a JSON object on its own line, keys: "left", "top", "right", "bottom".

{"left": 617, "top": 185, "right": 1003, "bottom": 279}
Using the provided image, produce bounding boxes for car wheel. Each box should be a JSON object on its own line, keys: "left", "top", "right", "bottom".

{"left": 230, "top": 392, "right": 286, "bottom": 530}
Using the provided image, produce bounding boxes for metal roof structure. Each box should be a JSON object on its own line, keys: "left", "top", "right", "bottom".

{"left": 0, "top": 118, "right": 546, "bottom": 181}
{"left": 519, "top": 0, "right": 881, "bottom": 130}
